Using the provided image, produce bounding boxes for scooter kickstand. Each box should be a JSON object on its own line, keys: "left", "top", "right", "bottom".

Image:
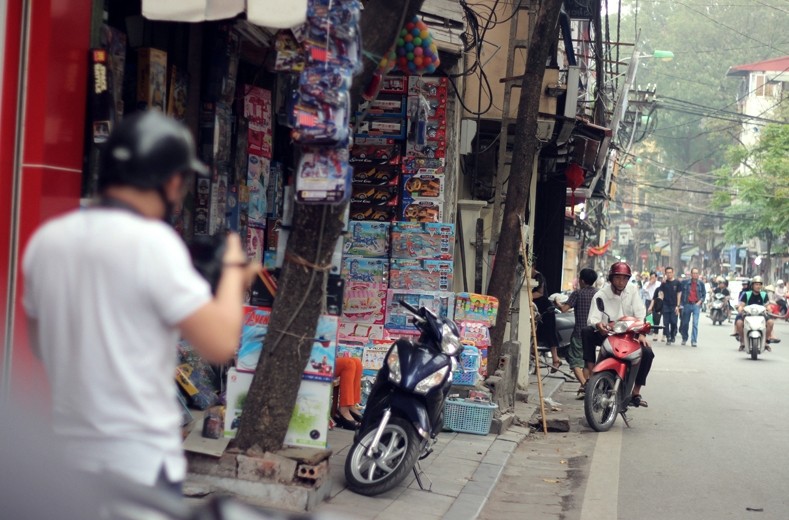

{"left": 413, "top": 461, "right": 432, "bottom": 492}
{"left": 620, "top": 411, "right": 632, "bottom": 428}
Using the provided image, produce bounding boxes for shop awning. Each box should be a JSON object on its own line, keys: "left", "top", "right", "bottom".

{"left": 652, "top": 240, "right": 669, "bottom": 254}
{"left": 681, "top": 246, "right": 700, "bottom": 262}
{"left": 143, "top": 0, "right": 307, "bottom": 28}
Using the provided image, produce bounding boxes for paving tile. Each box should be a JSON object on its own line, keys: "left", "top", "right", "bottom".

{"left": 441, "top": 493, "right": 486, "bottom": 520}
{"left": 379, "top": 488, "right": 455, "bottom": 518}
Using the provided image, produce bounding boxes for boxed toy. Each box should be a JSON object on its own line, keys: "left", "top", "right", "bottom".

{"left": 402, "top": 171, "right": 445, "bottom": 199}
{"left": 225, "top": 368, "right": 330, "bottom": 449}
{"left": 358, "top": 94, "right": 406, "bottom": 117}
{"left": 349, "top": 202, "right": 397, "bottom": 222}
{"left": 338, "top": 321, "right": 386, "bottom": 343}
{"left": 408, "top": 76, "right": 449, "bottom": 99}
{"left": 302, "top": 315, "right": 339, "bottom": 383}
{"left": 403, "top": 156, "right": 445, "bottom": 173}
{"left": 381, "top": 75, "right": 407, "bottom": 93}
{"left": 343, "top": 221, "right": 390, "bottom": 257}
{"left": 362, "top": 341, "right": 392, "bottom": 371}
{"left": 355, "top": 118, "right": 405, "bottom": 139}
{"left": 390, "top": 222, "right": 455, "bottom": 260}
{"left": 244, "top": 86, "right": 273, "bottom": 159}
{"left": 137, "top": 48, "right": 167, "bottom": 111}
{"left": 236, "top": 306, "right": 272, "bottom": 372}
{"left": 337, "top": 342, "right": 365, "bottom": 361}
{"left": 349, "top": 138, "right": 402, "bottom": 166}
{"left": 454, "top": 293, "right": 499, "bottom": 326}
{"left": 384, "top": 289, "right": 455, "bottom": 334}
{"left": 342, "top": 282, "right": 387, "bottom": 325}
{"left": 389, "top": 258, "right": 453, "bottom": 291}
{"left": 351, "top": 184, "right": 398, "bottom": 205}
{"left": 342, "top": 256, "right": 389, "bottom": 285}
{"left": 352, "top": 165, "right": 400, "bottom": 186}
{"left": 401, "top": 199, "right": 444, "bottom": 223}
{"left": 167, "top": 65, "right": 188, "bottom": 121}
{"left": 247, "top": 155, "right": 270, "bottom": 228}
{"left": 296, "top": 148, "right": 350, "bottom": 204}
{"left": 283, "top": 380, "right": 333, "bottom": 448}
{"left": 406, "top": 140, "right": 446, "bottom": 160}
{"left": 246, "top": 227, "right": 265, "bottom": 263}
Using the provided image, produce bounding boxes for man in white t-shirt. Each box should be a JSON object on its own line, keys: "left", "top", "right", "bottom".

{"left": 23, "top": 111, "right": 257, "bottom": 494}
{"left": 582, "top": 262, "right": 654, "bottom": 407}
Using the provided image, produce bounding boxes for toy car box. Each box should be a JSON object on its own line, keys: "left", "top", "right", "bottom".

{"left": 352, "top": 165, "right": 400, "bottom": 186}
{"left": 402, "top": 171, "right": 445, "bottom": 199}
{"left": 390, "top": 222, "right": 455, "bottom": 260}
{"left": 349, "top": 138, "right": 402, "bottom": 166}
{"left": 400, "top": 199, "right": 444, "bottom": 223}
{"left": 349, "top": 202, "right": 397, "bottom": 222}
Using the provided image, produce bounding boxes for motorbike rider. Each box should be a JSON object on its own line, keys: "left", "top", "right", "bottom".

{"left": 23, "top": 111, "right": 259, "bottom": 494}
{"left": 711, "top": 277, "right": 731, "bottom": 321}
{"left": 734, "top": 276, "right": 780, "bottom": 351}
{"left": 582, "top": 262, "right": 655, "bottom": 408}
{"left": 775, "top": 279, "right": 787, "bottom": 316}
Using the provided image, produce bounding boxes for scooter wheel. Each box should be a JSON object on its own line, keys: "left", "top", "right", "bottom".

{"left": 584, "top": 371, "right": 620, "bottom": 432}
{"left": 344, "top": 415, "right": 422, "bottom": 496}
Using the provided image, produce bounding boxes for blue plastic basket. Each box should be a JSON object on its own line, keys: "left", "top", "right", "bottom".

{"left": 443, "top": 398, "right": 497, "bottom": 435}
{"left": 452, "top": 346, "right": 481, "bottom": 386}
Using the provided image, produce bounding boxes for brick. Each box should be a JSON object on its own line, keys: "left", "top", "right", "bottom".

{"left": 296, "top": 460, "right": 329, "bottom": 481}
{"left": 187, "top": 452, "right": 237, "bottom": 479}
{"left": 237, "top": 452, "right": 298, "bottom": 483}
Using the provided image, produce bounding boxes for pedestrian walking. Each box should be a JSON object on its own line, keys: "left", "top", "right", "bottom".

{"left": 643, "top": 271, "right": 660, "bottom": 310}
{"left": 532, "top": 266, "right": 562, "bottom": 373}
{"left": 554, "top": 268, "right": 599, "bottom": 399}
{"left": 659, "top": 266, "right": 682, "bottom": 344}
{"left": 647, "top": 289, "right": 665, "bottom": 342}
{"left": 22, "top": 111, "right": 259, "bottom": 494}
{"left": 679, "top": 268, "right": 706, "bottom": 347}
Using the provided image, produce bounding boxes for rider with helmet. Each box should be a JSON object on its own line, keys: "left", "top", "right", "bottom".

{"left": 582, "top": 262, "right": 655, "bottom": 407}
{"left": 775, "top": 279, "right": 787, "bottom": 316}
{"left": 712, "top": 276, "right": 731, "bottom": 321}
{"left": 22, "top": 111, "right": 259, "bottom": 493}
{"left": 734, "top": 276, "right": 780, "bottom": 351}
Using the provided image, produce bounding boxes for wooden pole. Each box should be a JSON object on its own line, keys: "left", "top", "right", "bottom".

{"left": 525, "top": 265, "right": 549, "bottom": 435}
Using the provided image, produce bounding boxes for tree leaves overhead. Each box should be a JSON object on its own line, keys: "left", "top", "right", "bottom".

{"left": 621, "top": 0, "right": 788, "bottom": 171}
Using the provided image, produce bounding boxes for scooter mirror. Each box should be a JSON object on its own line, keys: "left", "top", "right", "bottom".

{"left": 596, "top": 297, "right": 605, "bottom": 312}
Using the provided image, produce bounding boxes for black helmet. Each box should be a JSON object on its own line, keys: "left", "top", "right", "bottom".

{"left": 98, "top": 111, "right": 208, "bottom": 191}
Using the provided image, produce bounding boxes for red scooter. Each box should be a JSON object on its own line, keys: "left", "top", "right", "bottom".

{"left": 584, "top": 315, "right": 651, "bottom": 432}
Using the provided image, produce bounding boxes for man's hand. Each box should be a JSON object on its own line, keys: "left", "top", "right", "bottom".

{"left": 595, "top": 322, "right": 610, "bottom": 334}
{"left": 638, "top": 334, "right": 650, "bottom": 347}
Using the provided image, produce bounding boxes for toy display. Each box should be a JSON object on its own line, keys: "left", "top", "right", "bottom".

{"left": 391, "top": 16, "right": 441, "bottom": 75}
{"left": 352, "top": 165, "right": 400, "bottom": 186}
{"left": 384, "top": 289, "right": 454, "bottom": 334}
{"left": 244, "top": 85, "right": 273, "bottom": 159}
{"left": 336, "top": 342, "right": 365, "bottom": 361}
{"left": 389, "top": 258, "right": 453, "bottom": 291}
{"left": 341, "top": 257, "right": 389, "bottom": 285}
{"left": 454, "top": 293, "right": 499, "bottom": 326}
{"left": 247, "top": 155, "right": 269, "bottom": 228}
{"left": 351, "top": 184, "right": 398, "bottom": 204}
{"left": 361, "top": 342, "right": 391, "bottom": 372}
{"left": 343, "top": 221, "right": 390, "bottom": 257}
{"left": 349, "top": 138, "right": 402, "bottom": 166}
{"left": 302, "top": 315, "right": 339, "bottom": 383}
{"left": 349, "top": 202, "right": 397, "bottom": 222}
{"left": 358, "top": 95, "right": 406, "bottom": 117}
{"left": 390, "top": 222, "right": 455, "bottom": 259}
{"left": 400, "top": 199, "right": 444, "bottom": 223}
{"left": 273, "top": 30, "right": 305, "bottom": 72}
{"left": 136, "top": 48, "right": 167, "bottom": 111}
{"left": 236, "top": 306, "right": 272, "bottom": 372}
{"left": 342, "top": 282, "right": 387, "bottom": 325}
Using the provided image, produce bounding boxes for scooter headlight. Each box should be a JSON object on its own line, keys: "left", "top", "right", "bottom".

{"left": 613, "top": 320, "right": 633, "bottom": 334}
{"left": 387, "top": 349, "right": 402, "bottom": 384}
{"left": 440, "top": 324, "right": 461, "bottom": 355}
{"left": 415, "top": 366, "right": 449, "bottom": 395}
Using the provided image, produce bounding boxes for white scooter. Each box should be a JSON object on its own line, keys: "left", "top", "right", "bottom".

{"left": 742, "top": 304, "right": 768, "bottom": 360}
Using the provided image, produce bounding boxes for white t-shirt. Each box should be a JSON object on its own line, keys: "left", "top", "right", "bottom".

{"left": 587, "top": 282, "right": 647, "bottom": 326}
{"left": 23, "top": 208, "right": 211, "bottom": 486}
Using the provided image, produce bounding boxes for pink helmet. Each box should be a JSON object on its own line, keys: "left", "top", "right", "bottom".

{"left": 608, "top": 261, "right": 632, "bottom": 282}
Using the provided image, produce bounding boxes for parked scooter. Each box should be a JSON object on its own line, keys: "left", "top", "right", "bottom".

{"left": 741, "top": 304, "right": 768, "bottom": 360}
{"left": 344, "top": 301, "right": 461, "bottom": 496}
{"left": 709, "top": 293, "right": 729, "bottom": 325}
{"left": 584, "top": 301, "right": 650, "bottom": 432}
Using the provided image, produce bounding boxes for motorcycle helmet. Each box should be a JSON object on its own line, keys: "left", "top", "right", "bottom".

{"left": 608, "top": 261, "right": 632, "bottom": 283}
{"left": 751, "top": 276, "right": 763, "bottom": 284}
{"left": 777, "top": 279, "right": 784, "bottom": 286}
{"left": 98, "top": 110, "right": 208, "bottom": 191}
{"left": 716, "top": 276, "right": 726, "bottom": 283}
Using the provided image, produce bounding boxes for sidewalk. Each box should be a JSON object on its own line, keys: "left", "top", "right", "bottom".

{"left": 316, "top": 371, "right": 571, "bottom": 520}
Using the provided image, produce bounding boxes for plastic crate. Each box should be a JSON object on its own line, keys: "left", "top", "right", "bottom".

{"left": 452, "top": 346, "right": 480, "bottom": 386}
{"left": 443, "top": 398, "right": 497, "bottom": 435}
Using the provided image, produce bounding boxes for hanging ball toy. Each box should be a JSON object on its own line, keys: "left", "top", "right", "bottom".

{"left": 392, "top": 16, "right": 441, "bottom": 75}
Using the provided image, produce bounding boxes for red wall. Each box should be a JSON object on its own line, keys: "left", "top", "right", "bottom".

{"left": 2, "top": 0, "right": 91, "bottom": 403}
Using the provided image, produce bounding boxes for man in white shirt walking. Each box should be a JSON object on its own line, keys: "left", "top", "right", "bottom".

{"left": 23, "top": 111, "right": 258, "bottom": 494}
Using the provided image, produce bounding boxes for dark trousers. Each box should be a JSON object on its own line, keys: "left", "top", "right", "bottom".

{"left": 581, "top": 326, "right": 655, "bottom": 387}
{"left": 662, "top": 309, "right": 678, "bottom": 340}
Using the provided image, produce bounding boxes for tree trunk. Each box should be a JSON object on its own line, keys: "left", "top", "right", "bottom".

{"left": 669, "top": 225, "right": 682, "bottom": 273}
{"left": 235, "top": 0, "right": 426, "bottom": 453}
{"left": 486, "top": 0, "right": 564, "bottom": 369}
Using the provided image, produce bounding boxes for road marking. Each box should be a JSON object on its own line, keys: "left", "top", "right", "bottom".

{"left": 580, "top": 423, "right": 622, "bottom": 520}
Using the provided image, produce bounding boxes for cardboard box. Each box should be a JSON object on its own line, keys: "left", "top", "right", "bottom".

{"left": 342, "top": 282, "right": 387, "bottom": 325}
{"left": 402, "top": 171, "right": 445, "bottom": 199}
{"left": 341, "top": 256, "right": 389, "bottom": 285}
{"left": 389, "top": 258, "right": 453, "bottom": 291}
{"left": 343, "top": 221, "right": 390, "bottom": 258}
{"left": 338, "top": 321, "right": 386, "bottom": 343}
{"left": 137, "top": 48, "right": 167, "bottom": 111}
{"left": 224, "top": 368, "right": 331, "bottom": 449}
{"left": 384, "top": 289, "right": 455, "bottom": 334}
{"left": 390, "top": 222, "right": 455, "bottom": 260}
{"left": 400, "top": 199, "right": 444, "bottom": 223}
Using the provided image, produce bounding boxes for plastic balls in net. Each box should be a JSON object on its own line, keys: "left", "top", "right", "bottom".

{"left": 393, "top": 16, "right": 441, "bottom": 75}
